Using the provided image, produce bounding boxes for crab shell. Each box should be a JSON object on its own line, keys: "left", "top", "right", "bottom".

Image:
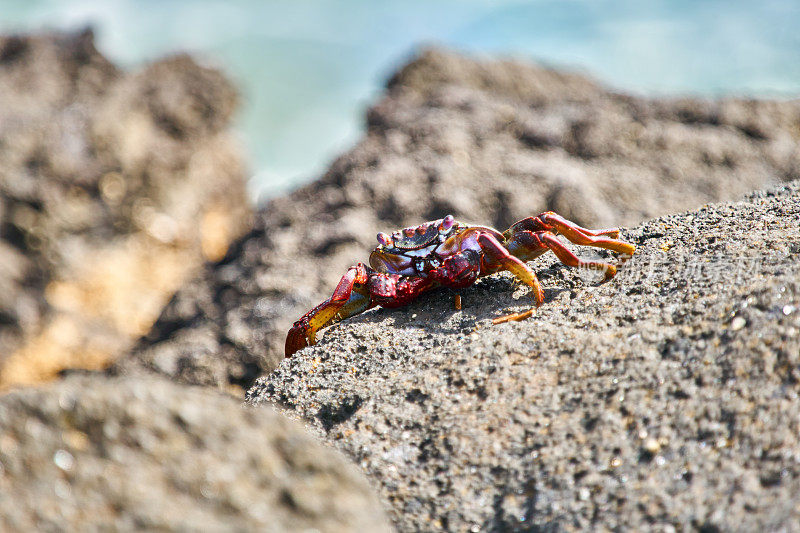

{"left": 368, "top": 215, "right": 504, "bottom": 277}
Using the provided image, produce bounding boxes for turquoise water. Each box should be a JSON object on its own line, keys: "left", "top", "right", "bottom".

{"left": 2, "top": 0, "right": 799, "bottom": 199}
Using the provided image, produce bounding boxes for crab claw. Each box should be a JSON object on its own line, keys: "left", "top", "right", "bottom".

{"left": 285, "top": 263, "right": 373, "bottom": 357}
{"left": 286, "top": 319, "right": 313, "bottom": 357}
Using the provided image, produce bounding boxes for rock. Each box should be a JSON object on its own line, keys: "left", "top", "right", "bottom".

{"left": 119, "top": 47, "right": 800, "bottom": 389}
{"left": 249, "top": 181, "right": 800, "bottom": 531}
{"left": 0, "top": 29, "right": 251, "bottom": 388}
{"left": 0, "top": 375, "right": 391, "bottom": 532}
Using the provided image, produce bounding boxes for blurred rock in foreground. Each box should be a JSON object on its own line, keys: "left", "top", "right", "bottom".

{"left": 249, "top": 181, "right": 800, "bottom": 531}
{"left": 0, "top": 375, "right": 391, "bottom": 531}
{"left": 115, "top": 47, "right": 800, "bottom": 389}
{"left": 0, "top": 29, "right": 251, "bottom": 388}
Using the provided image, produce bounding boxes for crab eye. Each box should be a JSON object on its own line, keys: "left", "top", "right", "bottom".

{"left": 438, "top": 215, "right": 455, "bottom": 233}
{"left": 377, "top": 232, "right": 392, "bottom": 246}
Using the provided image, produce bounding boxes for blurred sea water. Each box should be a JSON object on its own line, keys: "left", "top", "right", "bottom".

{"left": 2, "top": 0, "right": 799, "bottom": 199}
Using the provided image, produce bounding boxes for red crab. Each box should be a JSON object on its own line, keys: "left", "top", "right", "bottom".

{"left": 285, "top": 212, "right": 636, "bottom": 357}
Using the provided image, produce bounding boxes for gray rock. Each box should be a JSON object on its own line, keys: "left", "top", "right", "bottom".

{"left": 249, "top": 181, "right": 800, "bottom": 531}
{"left": 119, "top": 47, "right": 800, "bottom": 389}
{"left": 0, "top": 29, "right": 251, "bottom": 387}
{"left": 0, "top": 375, "right": 392, "bottom": 532}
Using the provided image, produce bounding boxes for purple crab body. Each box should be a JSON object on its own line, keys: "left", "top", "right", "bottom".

{"left": 285, "top": 212, "right": 636, "bottom": 357}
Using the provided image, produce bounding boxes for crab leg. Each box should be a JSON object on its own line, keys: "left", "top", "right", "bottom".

{"left": 476, "top": 233, "right": 546, "bottom": 306}
{"left": 507, "top": 212, "right": 636, "bottom": 257}
{"left": 285, "top": 263, "right": 374, "bottom": 357}
{"left": 509, "top": 230, "right": 620, "bottom": 282}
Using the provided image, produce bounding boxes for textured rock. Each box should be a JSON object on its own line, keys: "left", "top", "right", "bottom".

{"left": 0, "top": 375, "right": 392, "bottom": 532}
{"left": 248, "top": 182, "right": 800, "bottom": 531}
{"left": 0, "top": 29, "right": 251, "bottom": 388}
{"left": 118, "top": 47, "right": 800, "bottom": 389}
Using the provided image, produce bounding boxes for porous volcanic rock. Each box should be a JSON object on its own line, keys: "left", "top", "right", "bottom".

{"left": 0, "top": 375, "right": 392, "bottom": 532}
{"left": 0, "top": 29, "right": 250, "bottom": 387}
{"left": 249, "top": 181, "right": 800, "bottom": 531}
{"left": 118, "top": 47, "right": 800, "bottom": 389}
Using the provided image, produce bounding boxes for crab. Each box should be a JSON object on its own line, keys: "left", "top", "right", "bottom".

{"left": 285, "top": 212, "right": 636, "bottom": 357}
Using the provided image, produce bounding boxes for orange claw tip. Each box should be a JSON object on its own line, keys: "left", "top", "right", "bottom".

{"left": 602, "top": 264, "right": 618, "bottom": 282}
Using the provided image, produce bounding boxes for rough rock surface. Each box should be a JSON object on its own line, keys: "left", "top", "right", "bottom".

{"left": 117, "top": 47, "right": 800, "bottom": 389}
{"left": 249, "top": 181, "right": 800, "bottom": 531}
{"left": 0, "top": 375, "right": 391, "bottom": 532}
{"left": 0, "top": 29, "right": 250, "bottom": 388}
